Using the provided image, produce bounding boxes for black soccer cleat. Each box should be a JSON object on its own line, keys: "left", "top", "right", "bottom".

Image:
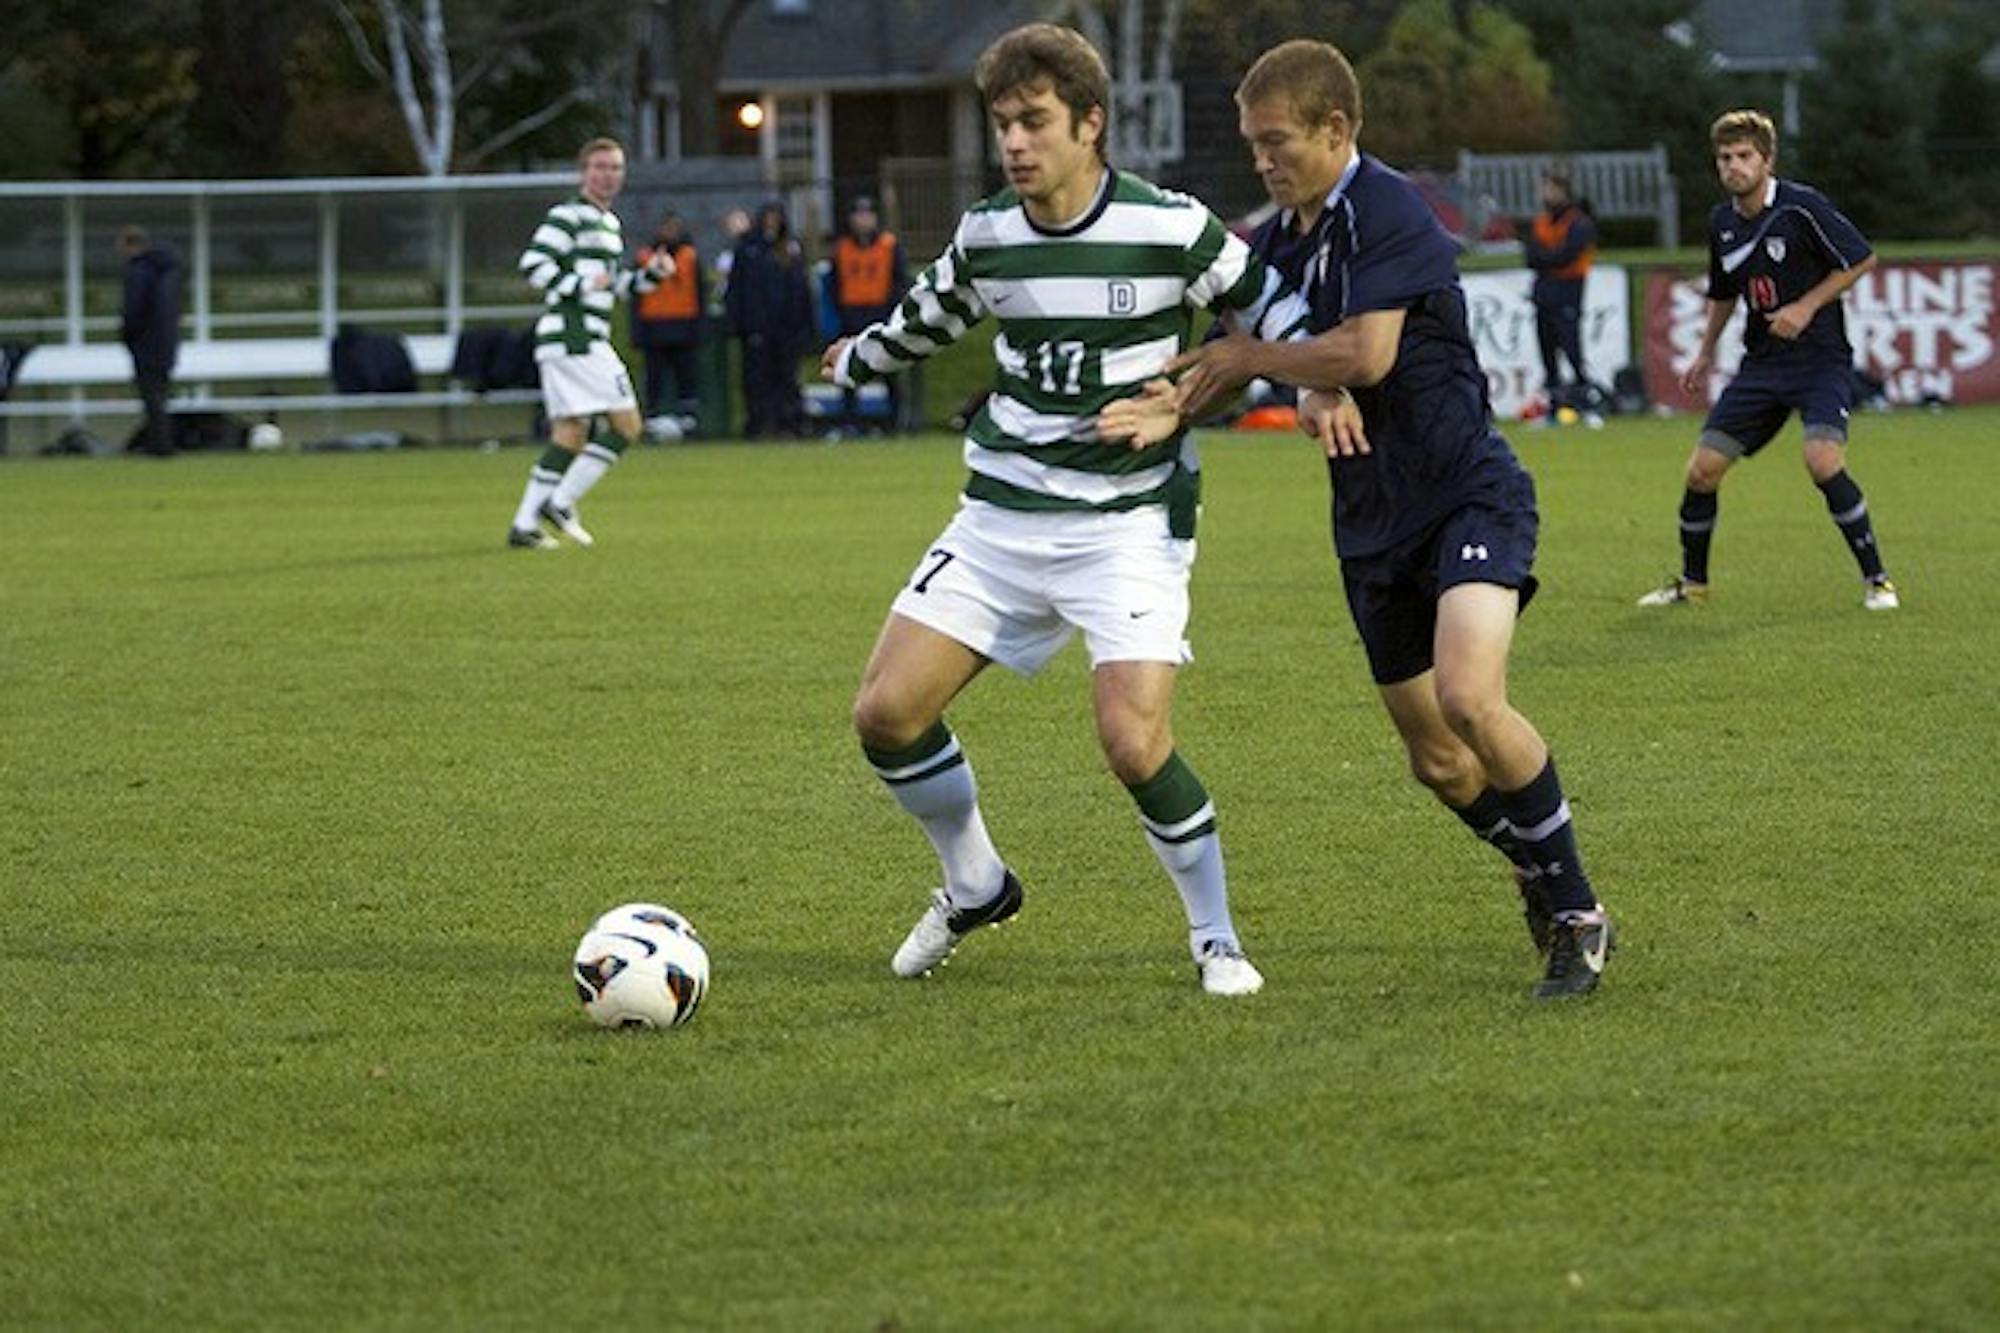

{"left": 507, "top": 526, "right": 558, "bottom": 550}
{"left": 1534, "top": 913, "right": 1615, "bottom": 1000}
{"left": 1514, "top": 866, "right": 1556, "bottom": 955}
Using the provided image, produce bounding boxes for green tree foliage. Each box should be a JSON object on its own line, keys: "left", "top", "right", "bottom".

{"left": 1181, "top": 0, "right": 1406, "bottom": 79}
{"left": 181, "top": 2, "right": 318, "bottom": 178}
{"left": 1496, "top": 0, "right": 1725, "bottom": 233}
{"left": 1800, "top": 0, "right": 1952, "bottom": 235}
{"left": 1, "top": 0, "right": 199, "bottom": 178}
{"left": 1356, "top": 0, "right": 1561, "bottom": 165}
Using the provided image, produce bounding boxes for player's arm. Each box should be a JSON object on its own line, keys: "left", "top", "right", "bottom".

{"left": 1099, "top": 211, "right": 1364, "bottom": 451}
{"left": 1169, "top": 311, "right": 1403, "bottom": 421}
{"left": 824, "top": 230, "right": 987, "bottom": 386}
{"left": 1768, "top": 251, "right": 1876, "bottom": 341}
{"left": 613, "top": 243, "right": 676, "bottom": 300}
{"left": 518, "top": 205, "right": 582, "bottom": 297}
{"left": 1680, "top": 296, "right": 1736, "bottom": 397}
{"left": 1152, "top": 209, "right": 1378, "bottom": 420}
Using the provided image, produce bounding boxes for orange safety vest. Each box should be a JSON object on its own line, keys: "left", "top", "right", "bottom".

{"left": 636, "top": 243, "right": 700, "bottom": 320}
{"left": 834, "top": 233, "right": 897, "bottom": 308}
{"left": 1531, "top": 209, "right": 1595, "bottom": 281}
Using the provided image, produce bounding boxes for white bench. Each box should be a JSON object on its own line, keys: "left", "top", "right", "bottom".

{"left": 1457, "top": 145, "right": 1681, "bottom": 249}
{"left": 0, "top": 334, "right": 540, "bottom": 426}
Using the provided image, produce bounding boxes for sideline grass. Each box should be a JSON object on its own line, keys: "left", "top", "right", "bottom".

{"left": 2, "top": 409, "right": 1995, "bottom": 1329}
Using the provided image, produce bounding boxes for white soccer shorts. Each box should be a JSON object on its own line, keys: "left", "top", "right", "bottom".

{"left": 538, "top": 343, "right": 638, "bottom": 421}
{"left": 889, "top": 499, "right": 1195, "bottom": 675}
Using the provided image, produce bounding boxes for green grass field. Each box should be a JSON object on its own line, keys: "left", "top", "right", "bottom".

{"left": 3, "top": 408, "right": 1995, "bottom": 1329}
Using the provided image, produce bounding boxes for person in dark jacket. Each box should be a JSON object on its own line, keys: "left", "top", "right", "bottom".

{"left": 724, "top": 202, "right": 815, "bottom": 439}
{"left": 118, "top": 226, "right": 183, "bottom": 457}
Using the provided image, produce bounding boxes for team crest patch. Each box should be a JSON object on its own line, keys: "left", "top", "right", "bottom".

{"left": 1766, "top": 237, "right": 1787, "bottom": 263}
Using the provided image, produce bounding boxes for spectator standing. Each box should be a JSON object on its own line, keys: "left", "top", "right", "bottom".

{"left": 725, "top": 202, "right": 814, "bottom": 439}
{"left": 829, "top": 196, "right": 908, "bottom": 435}
{"left": 632, "top": 211, "right": 706, "bottom": 433}
{"left": 117, "top": 226, "right": 183, "bottom": 457}
{"left": 1523, "top": 172, "right": 1598, "bottom": 420}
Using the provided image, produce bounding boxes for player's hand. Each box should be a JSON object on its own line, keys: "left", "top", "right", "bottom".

{"left": 1096, "top": 378, "right": 1181, "bottom": 449}
{"left": 1300, "top": 388, "right": 1369, "bottom": 458}
{"left": 1767, "top": 300, "right": 1812, "bottom": 340}
{"left": 1680, "top": 351, "right": 1713, "bottom": 398}
{"left": 820, "top": 337, "right": 852, "bottom": 381}
{"left": 589, "top": 270, "right": 614, "bottom": 291}
{"left": 1164, "top": 334, "right": 1264, "bottom": 421}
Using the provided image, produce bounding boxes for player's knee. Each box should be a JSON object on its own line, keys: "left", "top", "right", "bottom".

{"left": 851, "top": 685, "right": 925, "bottom": 752}
{"left": 1435, "top": 678, "right": 1507, "bottom": 745}
{"left": 1802, "top": 438, "right": 1845, "bottom": 481}
{"left": 1685, "top": 452, "right": 1728, "bottom": 492}
{"left": 1407, "top": 739, "right": 1477, "bottom": 796}
{"left": 1097, "top": 720, "right": 1171, "bottom": 787}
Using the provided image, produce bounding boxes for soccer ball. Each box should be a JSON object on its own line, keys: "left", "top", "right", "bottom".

{"left": 248, "top": 422, "right": 284, "bottom": 452}
{"left": 572, "top": 902, "right": 710, "bottom": 1029}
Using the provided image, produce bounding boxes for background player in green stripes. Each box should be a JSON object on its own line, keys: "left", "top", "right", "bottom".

{"left": 506, "top": 137, "right": 669, "bottom": 550}
{"left": 823, "top": 23, "right": 1329, "bottom": 996}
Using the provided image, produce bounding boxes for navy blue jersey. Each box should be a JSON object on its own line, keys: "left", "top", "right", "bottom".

{"left": 1259, "top": 153, "right": 1526, "bottom": 559}
{"left": 1707, "top": 179, "right": 1872, "bottom": 364}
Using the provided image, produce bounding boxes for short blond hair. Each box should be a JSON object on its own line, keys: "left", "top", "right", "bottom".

{"left": 577, "top": 137, "right": 625, "bottom": 166}
{"left": 1237, "top": 39, "right": 1363, "bottom": 133}
{"left": 1710, "top": 109, "right": 1777, "bottom": 162}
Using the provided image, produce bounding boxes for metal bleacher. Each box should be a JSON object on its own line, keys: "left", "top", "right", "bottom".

{"left": 0, "top": 172, "right": 574, "bottom": 449}
{"left": 1457, "top": 144, "right": 1681, "bottom": 249}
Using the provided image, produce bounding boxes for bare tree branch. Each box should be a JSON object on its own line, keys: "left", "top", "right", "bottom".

{"left": 461, "top": 86, "right": 589, "bottom": 168}
{"left": 328, "top": 0, "right": 390, "bottom": 83}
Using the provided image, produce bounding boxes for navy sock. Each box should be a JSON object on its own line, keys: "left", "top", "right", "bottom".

{"left": 1499, "top": 757, "right": 1596, "bottom": 916}
{"left": 1816, "top": 470, "right": 1886, "bottom": 580}
{"left": 1450, "top": 788, "right": 1531, "bottom": 870}
{"left": 1679, "top": 488, "right": 1717, "bottom": 584}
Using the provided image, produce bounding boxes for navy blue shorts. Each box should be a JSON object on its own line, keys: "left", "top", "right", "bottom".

{"left": 1339, "top": 469, "right": 1540, "bottom": 687}
{"left": 1702, "top": 356, "right": 1854, "bottom": 456}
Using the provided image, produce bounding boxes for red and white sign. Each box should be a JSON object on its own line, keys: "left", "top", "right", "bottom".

{"left": 1643, "top": 261, "right": 2000, "bottom": 409}
{"left": 1461, "top": 265, "right": 1631, "bottom": 418}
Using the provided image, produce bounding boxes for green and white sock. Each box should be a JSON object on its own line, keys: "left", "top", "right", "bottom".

{"left": 1128, "top": 751, "right": 1235, "bottom": 958}
{"left": 512, "top": 446, "right": 573, "bottom": 531}
{"left": 863, "top": 721, "right": 1006, "bottom": 908}
{"left": 551, "top": 426, "right": 629, "bottom": 510}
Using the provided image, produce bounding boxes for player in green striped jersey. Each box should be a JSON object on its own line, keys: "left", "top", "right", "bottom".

{"left": 504, "top": 137, "right": 669, "bottom": 550}
{"left": 822, "top": 24, "right": 1320, "bottom": 996}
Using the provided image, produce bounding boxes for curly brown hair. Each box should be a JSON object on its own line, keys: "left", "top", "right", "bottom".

{"left": 975, "top": 24, "right": 1111, "bottom": 162}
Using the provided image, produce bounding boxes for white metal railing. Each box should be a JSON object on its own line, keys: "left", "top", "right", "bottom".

{"left": 0, "top": 172, "right": 577, "bottom": 349}
{"left": 1456, "top": 145, "right": 1681, "bottom": 249}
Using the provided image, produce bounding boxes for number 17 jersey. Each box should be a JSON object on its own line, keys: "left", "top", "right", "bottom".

{"left": 835, "top": 169, "right": 1308, "bottom": 535}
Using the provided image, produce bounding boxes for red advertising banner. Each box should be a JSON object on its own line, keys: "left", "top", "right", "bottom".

{"left": 1642, "top": 261, "right": 2000, "bottom": 410}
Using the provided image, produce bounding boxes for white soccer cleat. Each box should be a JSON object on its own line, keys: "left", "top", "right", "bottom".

{"left": 1196, "top": 939, "right": 1264, "bottom": 996}
{"left": 506, "top": 527, "right": 557, "bottom": 550}
{"left": 890, "top": 872, "right": 1024, "bottom": 978}
{"left": 539, "top": 500, "right": 594, "bottom": 548}
{"left": 1637, "top": 577, "right": 1708, "bottom": 607}
{"left": 1863, "top": 577, "right": 1900, "bottom": 611}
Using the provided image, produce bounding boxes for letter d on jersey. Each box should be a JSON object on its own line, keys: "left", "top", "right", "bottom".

{"left": 1108, "top": 280, "right": 1137, "bottom": 315}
